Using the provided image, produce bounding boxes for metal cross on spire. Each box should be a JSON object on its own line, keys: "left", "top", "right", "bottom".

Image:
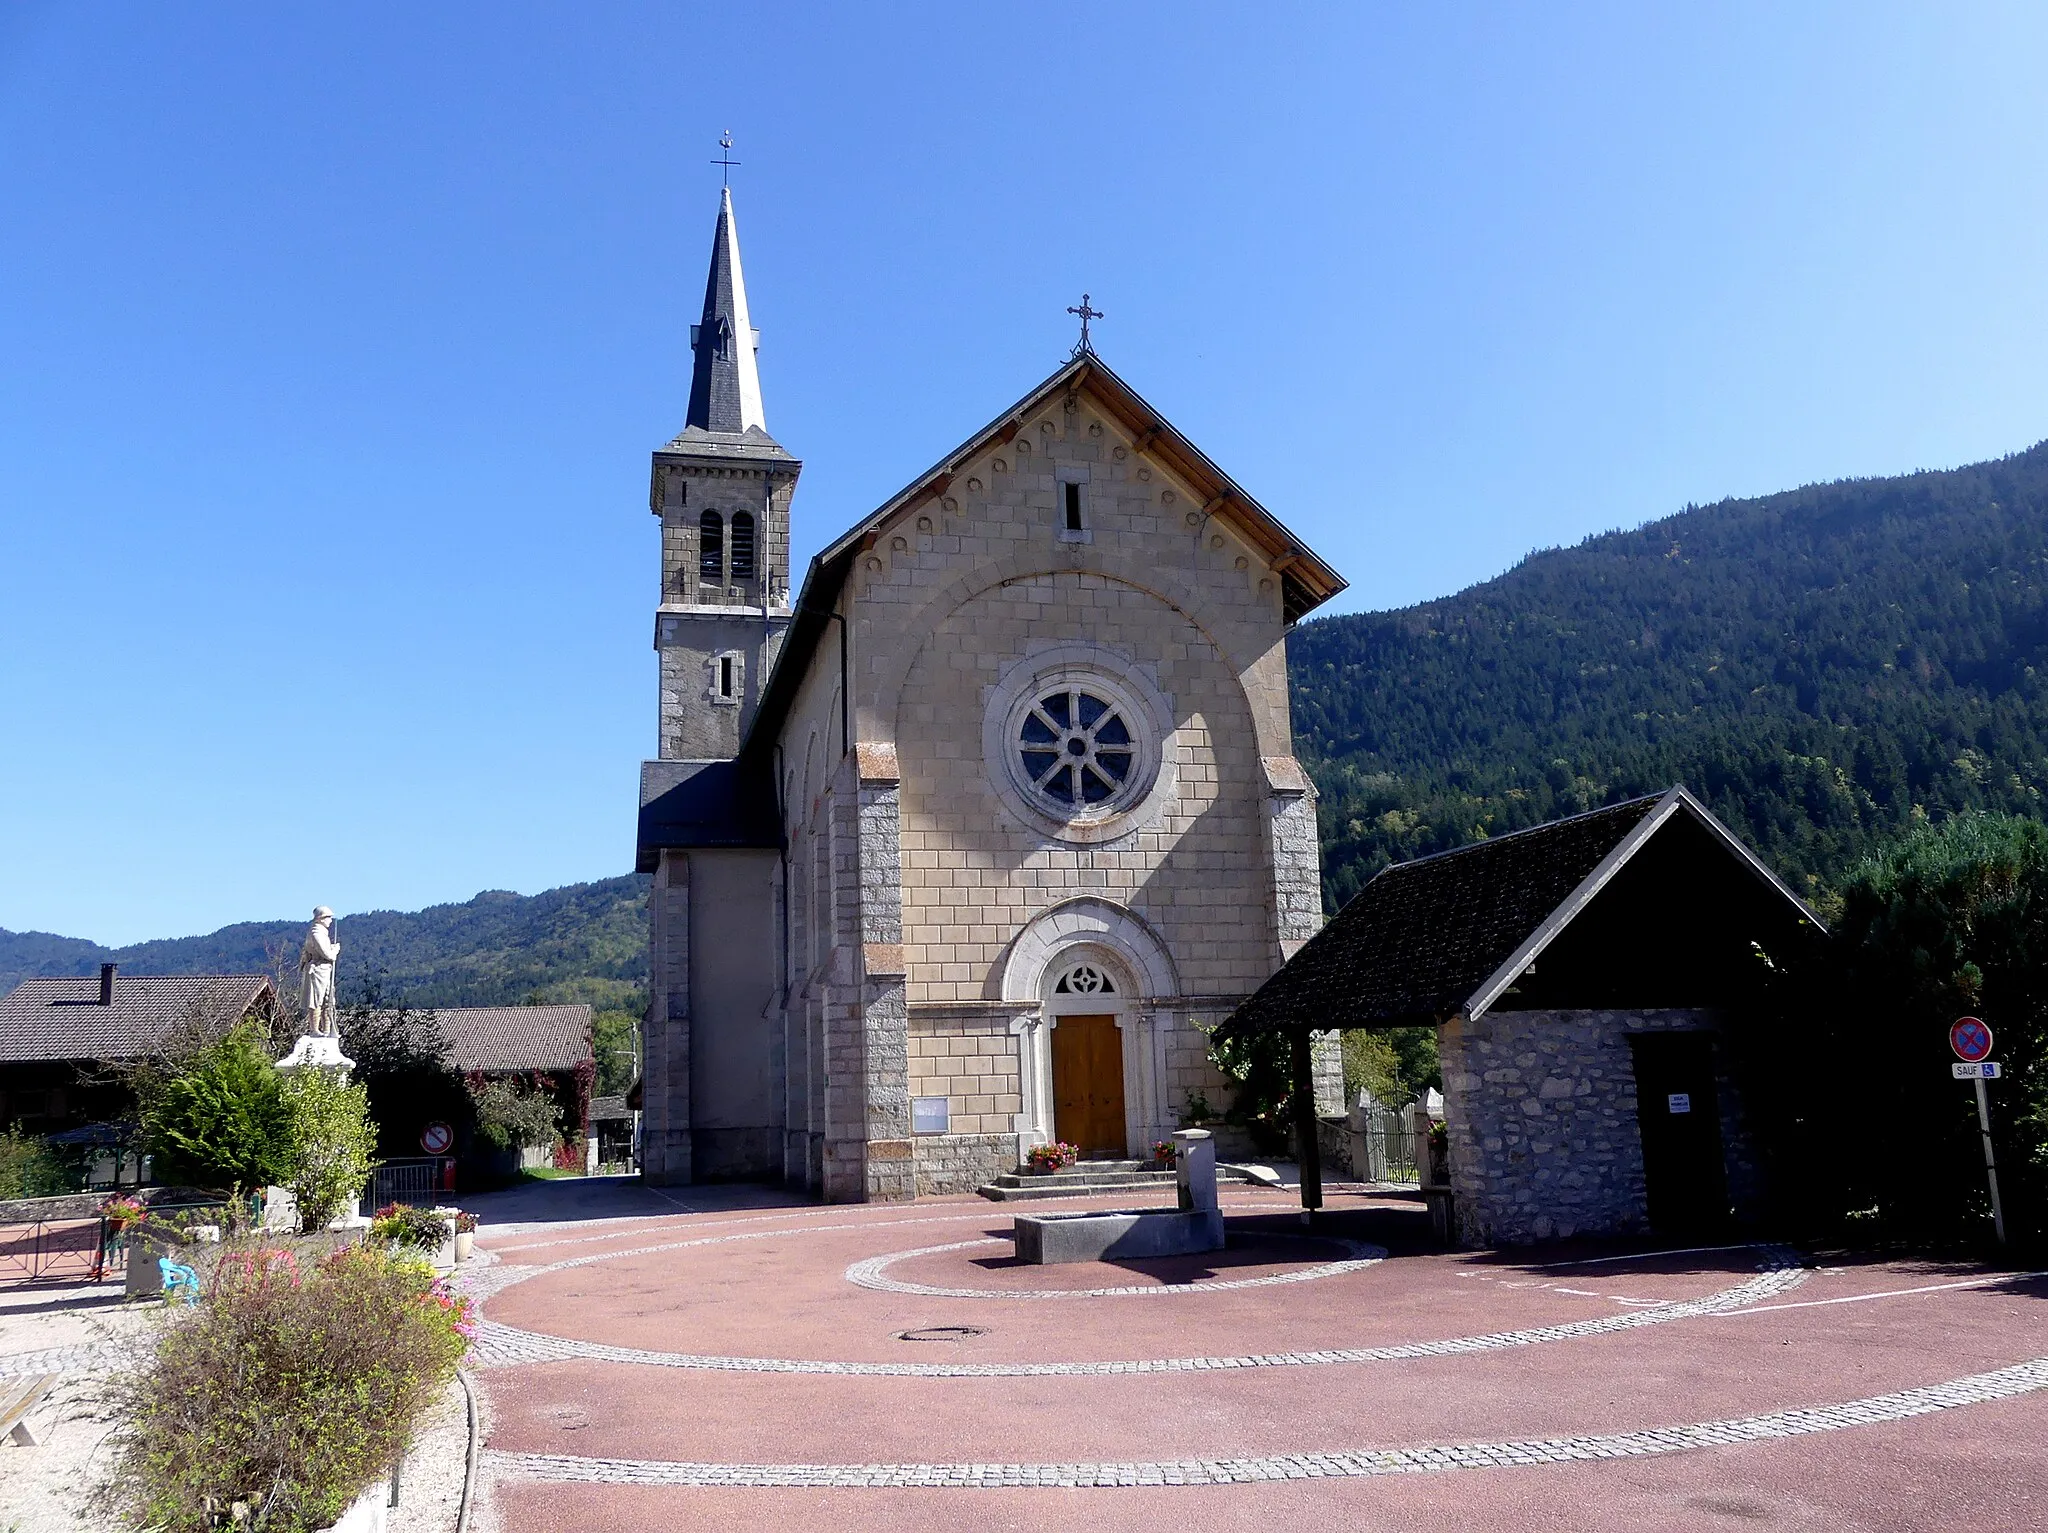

{"left": 1067, "top": 293, "right": 1103, "bottom": 355}
{"left": 712, "top": 131, "right": 741, "bottom": 186}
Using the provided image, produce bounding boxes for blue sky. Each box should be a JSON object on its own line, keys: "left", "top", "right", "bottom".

{"left": 5, "top": 3, "right": 2048, "bottom": 946}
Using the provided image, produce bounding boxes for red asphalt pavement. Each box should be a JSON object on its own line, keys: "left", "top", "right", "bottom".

{"left": 463, "top": 1181, "right": 2048, "bottom": 1531}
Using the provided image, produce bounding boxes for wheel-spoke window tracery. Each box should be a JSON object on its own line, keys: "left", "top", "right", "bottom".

{"left": 1018, "top": 687, "right": 1135, "bottom": 809}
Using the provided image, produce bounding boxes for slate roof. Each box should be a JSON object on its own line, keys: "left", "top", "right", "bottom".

{"left": 636, "top": 758, "right": 780, "bottom": 869}
{"left": 1222, "top": 787, "right": 1821, "bottom": 1036}
{"left": 433, "top": 1005, "right": 592, "bottom": 1074}
{"left": 0, "top": 974, "right": 274, "bottom": 1062}
{"left": 589, "top": 1094, "right": 632, "bottom": 1121}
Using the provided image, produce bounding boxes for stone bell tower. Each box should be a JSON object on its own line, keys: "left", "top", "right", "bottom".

{"left": 650, "top": 186, "right": 800, "bottom": 762}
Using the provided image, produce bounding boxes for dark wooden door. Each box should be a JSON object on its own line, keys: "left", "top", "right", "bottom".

{"left": 1627, "top": 1032, "right": 1729, "bottom": 1236}
{"left": 1051, "top": 1014, "right": 1126, "bottom": 1156}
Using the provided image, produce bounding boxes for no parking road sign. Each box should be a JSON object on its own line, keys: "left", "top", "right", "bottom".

{"left": 420, "top": 1121, "right": 454, "bottom": 1155}
{"left": 1950, "top": 1016, "right": 1994, "bottom": 1063}
{"left": 1951, "top": 1017, "right": 2007, "bottom": 1246}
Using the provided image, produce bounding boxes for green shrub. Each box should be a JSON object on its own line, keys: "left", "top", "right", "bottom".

{"left": 140, "top": 1024, "right": 292, "bottom": 1201}
{"left": 114, "top": 1242, "right": 470, "bottom": 1532}
{"left": 465, "top": 1073, "right": 561, "bottom": 1152}
{"left": 280, "top": 1067, "right": 376, "bottom": 1233}
{"left": 0, "top": 1126, "right": 77, "bottom": 1198}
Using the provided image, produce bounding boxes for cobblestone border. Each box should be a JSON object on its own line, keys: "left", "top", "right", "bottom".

{"left": 484, "top": 1355, "right": 2048, "bottom": 1488}
{"left": 468, "top": 1246, "right": 1807, "bottom": 1377}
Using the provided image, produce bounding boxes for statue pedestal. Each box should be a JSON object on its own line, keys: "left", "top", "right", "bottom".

{"left": 277, "top": 1034, "right": 355, "bottom": 1073}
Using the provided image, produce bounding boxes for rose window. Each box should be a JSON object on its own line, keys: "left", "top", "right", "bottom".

{"left": 1017, "top": 688, "right": 1136, "bottom": 809}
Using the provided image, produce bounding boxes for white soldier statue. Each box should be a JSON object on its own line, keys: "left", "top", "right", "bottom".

{"left": 299, "top": 906, "right": 341, "bottom": 1037}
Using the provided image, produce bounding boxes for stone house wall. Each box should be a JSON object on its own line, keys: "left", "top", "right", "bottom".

{"left": 1440, "top": 1007, "right": 1761, "bottom": 1247}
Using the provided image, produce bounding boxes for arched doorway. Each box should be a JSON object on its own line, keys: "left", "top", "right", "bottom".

{"left": 1045, "top": 959, "right": 1127, "bottom": 1156}
{"left": 1001, "top": 897, "right": 1182, "bottom": 1160}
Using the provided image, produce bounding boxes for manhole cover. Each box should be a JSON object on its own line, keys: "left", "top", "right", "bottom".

{"left": 895, "top": 1325, "right": 989, "bottom": 1343}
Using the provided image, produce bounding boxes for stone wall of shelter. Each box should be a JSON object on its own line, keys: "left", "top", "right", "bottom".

{"left": 1440, "top": 1007, "right": 1760, "bottom": 1247}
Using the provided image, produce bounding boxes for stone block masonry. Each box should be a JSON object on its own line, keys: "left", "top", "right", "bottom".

{"left": 1440, "top": 1008, "right": 1757, "bottom": 1247}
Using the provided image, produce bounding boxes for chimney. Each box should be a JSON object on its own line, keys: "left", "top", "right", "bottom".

{"left": 99, "top": 962, "right": 117, "bottom": 1006}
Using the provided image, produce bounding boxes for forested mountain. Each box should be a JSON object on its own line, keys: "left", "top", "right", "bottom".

{"left": 1292, "top": 439, "right": 2048, "bottom": 911}
{"left": 0, "top": 877, "right": 649, "bottom": 1008}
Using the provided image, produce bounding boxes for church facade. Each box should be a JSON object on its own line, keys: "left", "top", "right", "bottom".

{"left": 635, "top": 189, "right": 1347, "bottom": 1200}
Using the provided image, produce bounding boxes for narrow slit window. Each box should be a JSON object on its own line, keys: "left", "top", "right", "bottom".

{"left": 719, "top": 656, "right": 735, "bottom": 698}
{"left": 730, "top": 511, "right": 756, "bottom": 579}
{"left": 699, "top": 511, "right": 724, "bottom": 581}
{"left": 1063, "top": 481, "right": 1083, "bottom": 531}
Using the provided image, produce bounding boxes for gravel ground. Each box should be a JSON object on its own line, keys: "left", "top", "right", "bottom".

{"left": 0, "top": 1275, "right": 475, "bottom": 1532}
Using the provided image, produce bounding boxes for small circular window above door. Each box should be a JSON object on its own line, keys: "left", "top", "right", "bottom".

{"left": 1052, "top": 962, "right": 1115, "bottom": 995}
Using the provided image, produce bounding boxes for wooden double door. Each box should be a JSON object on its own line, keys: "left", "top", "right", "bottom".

{"left": 1051, "top": 1013, "right": 1127, "bottom": 1157}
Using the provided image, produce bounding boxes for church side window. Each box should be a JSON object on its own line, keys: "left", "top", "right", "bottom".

{"left": 730, "top": 511, "right": 756, "bottom": 580}
{"left": 1063, "top": 481, "right": 1083, "bottom": 532}
{"left": 700, "top": 510, "right": 724, "bottom": 581}
{"left": 708, "top": 650, "right": 742, "bottom": 706}
{"left": 1018, "top": 686, "right": 1135, "bottom": 808}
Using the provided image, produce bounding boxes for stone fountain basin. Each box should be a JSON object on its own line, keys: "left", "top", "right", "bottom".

{"left": 1012, "top": 1205, "right": 1225, "bottom": 1265}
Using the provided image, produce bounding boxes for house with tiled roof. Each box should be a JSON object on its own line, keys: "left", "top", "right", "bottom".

{"left": 0, "top": 965, "right": 274, "bottom": 1133}
{"left": 432, "top": 1005, "right": 593, "bottom": 1077}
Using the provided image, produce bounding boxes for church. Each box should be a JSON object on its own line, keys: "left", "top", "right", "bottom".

{"left": 634, "top": 187, "right": 1347, "bottom": 1201}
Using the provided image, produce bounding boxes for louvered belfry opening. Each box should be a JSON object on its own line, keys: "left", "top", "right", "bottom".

{"left": 730, "top": 510, "right": 756, "bottom": 580}
{"left": 699, "top": 510, "right": 724, "bottom": 581}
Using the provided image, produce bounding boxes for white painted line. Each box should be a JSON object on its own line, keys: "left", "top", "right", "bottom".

{"left": 1715, "top": 1271, "right": 2048, "bottom": 1317}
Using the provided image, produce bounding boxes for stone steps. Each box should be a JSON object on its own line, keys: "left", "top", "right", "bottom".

{"left": 975, "top": 1160, "right": 1257, "bottom": 1203}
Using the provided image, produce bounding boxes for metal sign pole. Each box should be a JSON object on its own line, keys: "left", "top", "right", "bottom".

{"left": 1973, "top": 1075, "right": 2006, "bottom": 1246}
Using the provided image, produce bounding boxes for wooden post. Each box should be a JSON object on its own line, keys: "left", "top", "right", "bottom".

{"left": 1291, "top": 1027, "right": 1322, "bottom": 1218}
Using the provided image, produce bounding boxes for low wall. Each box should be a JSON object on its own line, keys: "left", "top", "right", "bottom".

{"left": 0, "top": 1194, "right": 102, "bottom": 1224}
{"left": 912, "top": 1132, "right": 1018, "bottom": 1196}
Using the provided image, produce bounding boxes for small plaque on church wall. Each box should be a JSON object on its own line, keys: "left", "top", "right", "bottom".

{"left": 911, "top": 1097, "right": 950, "bottom": 1135}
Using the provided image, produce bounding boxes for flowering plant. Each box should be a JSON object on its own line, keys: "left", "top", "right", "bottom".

{"left": 424, "top": 1274, "right": 477, "bottom": 1341}
{"left": 371, "top": 1201, "right": 451, "bottom": 1252}
{"left": 1427, "top": 1119, "right": 1449, "bottom": 1154}
{"left": 1150, "top": 1139, "right": 1178, "bottom": 1166}
{"left": 101, "top": 1194, "right": 148, "bottom": 1230}
{"left": 1025, "top": 1141, "right": 1078, "bottom": 1173}
{"left": 451, "top": 1210, "right": 478, "bottom": 1234}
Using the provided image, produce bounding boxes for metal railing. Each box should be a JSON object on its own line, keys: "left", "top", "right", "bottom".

{"left": 361, "top": 1157, "right": 456, "bottom": 1214}
{"left": 0, "top": 1216, "right": 115, "bottom": 1284}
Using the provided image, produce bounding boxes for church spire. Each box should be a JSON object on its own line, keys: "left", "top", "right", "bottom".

{"left": 685, "top": 186, "right": 768, "bottom": 435}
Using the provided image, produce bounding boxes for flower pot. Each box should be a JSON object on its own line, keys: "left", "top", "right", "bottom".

{"left": 454, "top": 1231, "right": 474, "bottom": 1262}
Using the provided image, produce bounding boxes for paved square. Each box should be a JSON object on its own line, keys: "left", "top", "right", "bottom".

{"left": 459, "top": 1180, "right": 2048, "bottom": 1531}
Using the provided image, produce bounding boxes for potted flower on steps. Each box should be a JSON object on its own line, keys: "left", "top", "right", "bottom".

{"left": 452, "top": 1210, "right": 477, "bottom": 1262}
{"left": 1025, "top": 1142, "right": 1078, "bottom": 1175}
